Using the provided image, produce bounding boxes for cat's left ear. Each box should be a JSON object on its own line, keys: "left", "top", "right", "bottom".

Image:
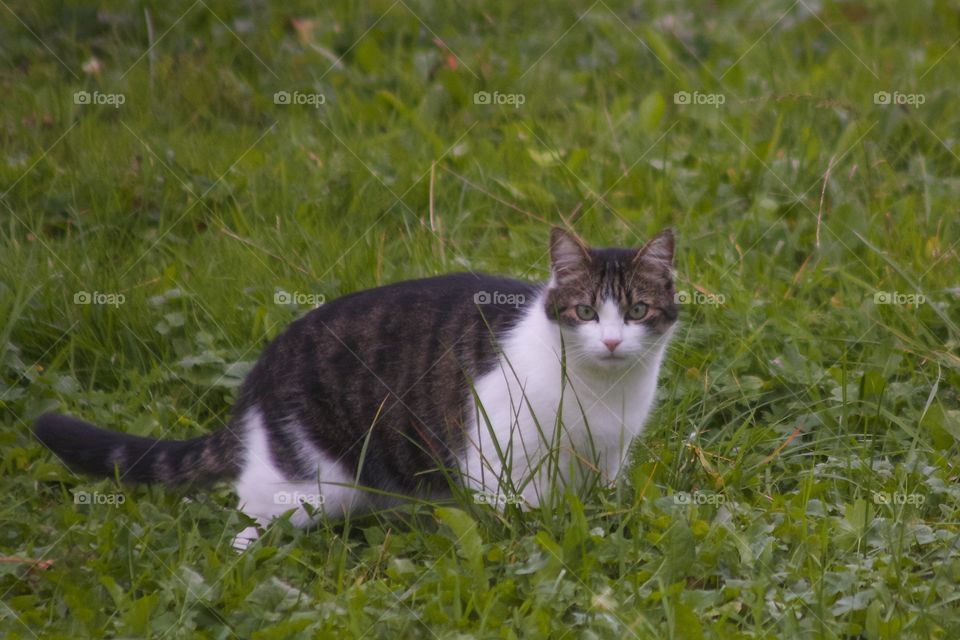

{"left": 634, "top": 228, "right": 674, "bottom": 269}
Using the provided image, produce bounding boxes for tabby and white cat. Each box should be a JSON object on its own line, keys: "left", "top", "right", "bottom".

{"left": 34, "top": 228, "right": 678, "bottom": 549}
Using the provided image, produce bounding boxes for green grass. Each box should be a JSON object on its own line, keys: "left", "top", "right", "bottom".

{"left": 2, "top": 0, "right": 960, "bottom": 637}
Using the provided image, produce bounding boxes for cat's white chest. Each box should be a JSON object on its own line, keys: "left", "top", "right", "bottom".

{"left": 458, "top": 299, "right": 668, "bottom": 505}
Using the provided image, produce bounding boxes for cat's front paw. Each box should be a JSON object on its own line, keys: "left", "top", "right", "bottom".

{"left": 232, "top": 525, "right": 261, "bottom": 552}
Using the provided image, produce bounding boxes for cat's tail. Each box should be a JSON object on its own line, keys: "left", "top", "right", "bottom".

{"left": 33, "top": 413, "right": 242, "bottom": 485}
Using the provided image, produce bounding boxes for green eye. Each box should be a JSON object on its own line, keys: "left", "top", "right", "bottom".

{"left": 627, "top": 303, "right": 648, "bottom": 320}
{"left": 575, "top": 305, "right": 597, "bottom": 321}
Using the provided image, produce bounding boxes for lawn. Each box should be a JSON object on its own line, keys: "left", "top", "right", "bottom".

{"left": 2, "top": 1, "right": 959, "bottom": 637}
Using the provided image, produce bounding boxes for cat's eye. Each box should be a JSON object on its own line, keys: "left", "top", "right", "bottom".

{"left": 575, "top": 305, "right": 597, "bottom": 321}
{"left": 627, "top": 303, "right": 648, "bottom": 320}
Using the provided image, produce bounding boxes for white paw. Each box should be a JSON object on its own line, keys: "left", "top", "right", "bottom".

{"left": 232, "top": 525, "right": 261, "bottom": 552}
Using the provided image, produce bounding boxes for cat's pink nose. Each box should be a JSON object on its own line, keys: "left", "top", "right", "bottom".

{"left": 603, "top": 338, "right": 622, "bottom": 353}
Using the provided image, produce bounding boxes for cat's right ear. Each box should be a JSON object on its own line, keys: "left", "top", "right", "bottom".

{"left": 550, "top": 227, "right": 590, "bottom": 283}
{"left": 634, "top": 228, "right": 674, "bottom": 270}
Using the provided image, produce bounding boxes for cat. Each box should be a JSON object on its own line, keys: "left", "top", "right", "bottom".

{"left": 34, "top": 227, "right": 678, "bottom": 550}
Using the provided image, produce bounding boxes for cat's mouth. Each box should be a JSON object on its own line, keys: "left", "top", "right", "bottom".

{"left": 599, "top": 353, "right": 627, "bottom": 362}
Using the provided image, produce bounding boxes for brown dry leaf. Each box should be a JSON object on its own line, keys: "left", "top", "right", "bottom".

{"left": 0, "top": 556, "right": 54, "bottom": 571}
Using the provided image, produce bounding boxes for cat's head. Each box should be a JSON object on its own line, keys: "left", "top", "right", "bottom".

{"left": 544, "top": 227, "right": 678, "bottom": 369}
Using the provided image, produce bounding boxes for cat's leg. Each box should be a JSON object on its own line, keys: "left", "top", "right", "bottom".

{"left": 517, "top": 477, "right": 542, "bottom": 510}
{"left": 233, "top": 472, "right": 372, "bottom": 551}
{"left": 464, "top": 440, "right": 579, "bottom": 511}
{"left": 459, "top": 440, "right": 540, "bottom": 513}
{"left": 232, "top": 408, "right": 369, "bottom": 551}
{"left": 602, "top": 447, "right": 627, "bottom": 487}
{"left": 458, "top": 448, "right": 498, "bottom": 505}
{"left": 465, "top": 435, "right": 554, "bottom": 510}
{"left": 232, "top": 478, "right": 324, "bottom": 551}
{"left": 461, "top": 408, "right": 562, "bottom": 511}
{"left": 516, "top": 447, "right": 570, "bottom": 510}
